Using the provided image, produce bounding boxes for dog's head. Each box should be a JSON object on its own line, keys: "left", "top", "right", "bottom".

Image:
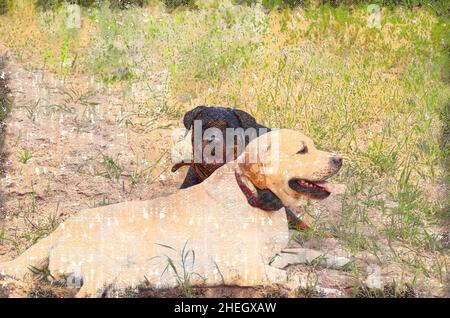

{"left": 173, "top": 105, "right": 266, "bottom": 177}
{"left": 238, "top": 129, "right": 342, "bottom": 208}
{"left": 183, "top": 105, "right": 262, "bottom": 132}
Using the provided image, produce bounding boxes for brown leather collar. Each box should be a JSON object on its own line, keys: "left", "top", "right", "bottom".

{"left": 172, "top": 161, "right": 218, "bottom": 181}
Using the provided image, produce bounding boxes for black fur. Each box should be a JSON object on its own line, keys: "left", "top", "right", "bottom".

{"left": 178, "top": 105, "right": 288, "bottom": 212}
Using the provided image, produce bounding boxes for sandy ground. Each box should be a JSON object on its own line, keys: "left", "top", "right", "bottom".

{"left": 0, "top": 49, "right": 189, "bottom": 296}
{"left": 0, "top": 48, "right": 446, "bottom": 298}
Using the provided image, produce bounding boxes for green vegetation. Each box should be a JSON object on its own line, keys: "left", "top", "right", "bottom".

{"left": 19, "top": 148, "right": 33, "bottom": 164}
{"left": 0, "top": 0, "right": 448, "bottom": 295}
{"left": 159, "top": 242, "right": 204, "bottom": 297}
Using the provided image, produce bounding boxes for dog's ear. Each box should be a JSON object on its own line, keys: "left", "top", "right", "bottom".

{"left": 255, "top": 189, "right": 284, "bottom": 211}
{"left": 238, "top": 131, "right": 274, "bottom": 190}
{"left": 232, "top": 109, "right": 259, "bottom": 129}
{"left": 183, "top": 106, "right": 207, "bottom": 130}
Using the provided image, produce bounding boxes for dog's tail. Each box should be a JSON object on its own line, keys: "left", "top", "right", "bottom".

{"left": 0, "top": 234, "right": 52, "bottom": 280}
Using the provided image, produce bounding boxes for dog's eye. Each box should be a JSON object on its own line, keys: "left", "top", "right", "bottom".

{"left": 297, "top": 146, "right": 308, "bottom": 154}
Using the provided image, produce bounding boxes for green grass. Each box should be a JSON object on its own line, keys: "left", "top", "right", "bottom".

{"left": 7, "top": 192, "right": 63, "bottom": 250}
{"left": 18, "top": 99, "right": 40, "bottom": 122}
{"left": 354, "top": 281, "right": 416, "bottom": 298}
{"left": 0, "top": 0, "right": 448, "bottom": 294}
{"left": 19, "top": 148, "right": 33, "bottom": 164}
{"left": 98, "top": 154, "right": 123, "bottom": 182}
{"left": 23, "top": 212, "right": 61, "bottom": 246}
{"left": 159, "top": 241, "right": 204, "bottom": 297}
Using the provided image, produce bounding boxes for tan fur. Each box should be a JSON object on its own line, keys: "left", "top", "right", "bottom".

{"left": 0, "top": 129, "right": 340, "bottom": 297}
{"left": 239, "top": 130, "right": 341, "bottom": 208}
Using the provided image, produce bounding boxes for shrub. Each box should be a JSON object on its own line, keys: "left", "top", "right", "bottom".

{"left": 238, "top": 0, "right": 448, "bottom": 15}
{"left": 35, "top": 0, "right": 64, "bottom": 10}
{"left": 162, "top": 0, "right": 196, "bottom": 9}
{"left": 36, "top": 0, "right": 147, "bottom": 11}
{"left": 109, "top": 0, "right": 145, "bottom": 9}
{"left": 237, "top": 0, "right": 301, "bottom": 9}
{"left": 0, "top": 0, "right": 10, "bottom": 15}
{"left": 315, "top": 0, "right": 448, "bottom": 16}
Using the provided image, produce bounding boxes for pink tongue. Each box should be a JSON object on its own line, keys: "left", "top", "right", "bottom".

{"left": 321, "top": 183, "right": 346, "bottom": 194}
{"left": 323, "top": 183, "right": 332, "bottom": 193}
{"left": 316, "top": 181, "right": 329, "bottom": 190}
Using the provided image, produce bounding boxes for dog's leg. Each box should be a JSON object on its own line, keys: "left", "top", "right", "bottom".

{"left": 263, "top": 264, "right": 288, "bottom": 285}
{"left": 0, "top": 235, "right": 52, "bottom": 279}
{"left": 270, "top": 248, "right": 351, "bottom": 270}
{"left": 75, "top": 263, "right": 113, "bottom": 298}
{"left": 76, "top": 282, "right": 105, "bottom": 298}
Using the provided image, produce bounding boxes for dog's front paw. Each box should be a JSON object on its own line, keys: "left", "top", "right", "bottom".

{"left": 263, "top": 265, "right": 287, "bottom": 285}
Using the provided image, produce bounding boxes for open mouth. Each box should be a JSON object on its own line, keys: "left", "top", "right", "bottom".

{"left": 288, "top": 179, "right": 331, "bottom": 199}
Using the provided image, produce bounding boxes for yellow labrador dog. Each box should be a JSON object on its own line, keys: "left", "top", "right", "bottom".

{"left": 0, "top": 129, "right": 342, "bottom": 297}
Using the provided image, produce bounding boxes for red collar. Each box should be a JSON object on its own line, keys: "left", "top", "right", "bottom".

{"left": 234, "top": 170, "right": 311, "bottom": 230}
{"left": 234, "top": 170, "right": 279, "bottom": 211}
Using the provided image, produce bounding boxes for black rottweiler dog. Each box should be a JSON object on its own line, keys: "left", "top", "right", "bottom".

{"left": 172, "top": 105, "right": 308, "bottom": 229}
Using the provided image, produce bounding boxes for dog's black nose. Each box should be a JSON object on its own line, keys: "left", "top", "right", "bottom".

{"left": 330, "top": 156, "right": 343, "bottom": 167}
